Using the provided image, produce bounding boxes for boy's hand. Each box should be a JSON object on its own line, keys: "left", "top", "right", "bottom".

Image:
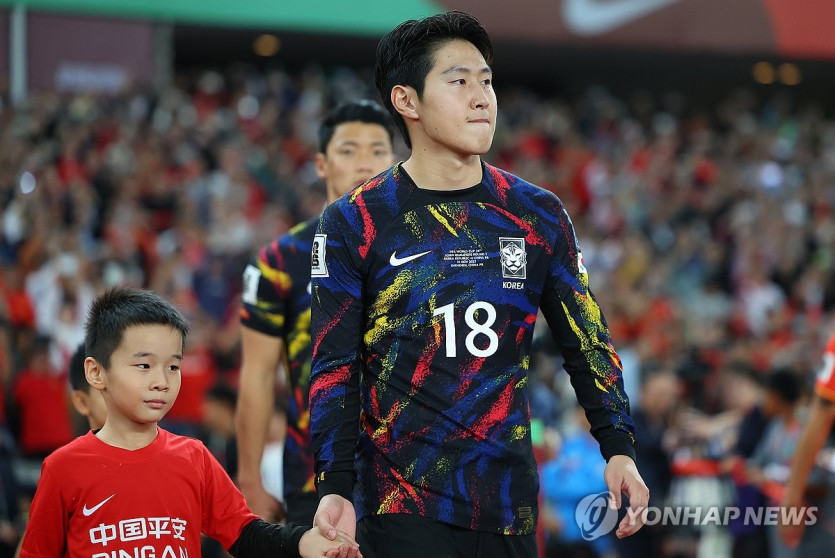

{"left": 299, "top": 528, "right": 361, "bottom": 558}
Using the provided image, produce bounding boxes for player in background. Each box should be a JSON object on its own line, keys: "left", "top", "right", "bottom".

{"left": 779, "top": 330, "right": 835, "bottom": 548}
{"left": 237, "top": 101, "right": 395, "bottom": 523}
{"left": 68, "top": 343, "right": 107, "bottom": 431}
{"left": 20, "top": 287, "right": 360, "bottom": 558}
{"left": 309, "top": 11, "right": 648, "bottom": 558}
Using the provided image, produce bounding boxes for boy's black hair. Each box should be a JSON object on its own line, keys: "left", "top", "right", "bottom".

{"left": 374, "top": 10, "right": 493, "bottom": 149}
{"left": 84, "top": 288, "right": 189, "bottom": 369}
{"left": 68, "top": 343, "right": 88, "bottom": 392}
{"left": 318, "top": 100, "right": 395, "bottom": 154}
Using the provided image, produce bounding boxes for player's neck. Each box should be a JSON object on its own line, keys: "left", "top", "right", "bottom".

{"left": 95, "top": 420, "right": 160, "bottom": 450}
{"left": 403, "top": 150, "right": 482, "bottom": 191}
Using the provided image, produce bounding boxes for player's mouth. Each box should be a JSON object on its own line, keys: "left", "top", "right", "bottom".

{"left": 145, "top": 399, "right": 167, "bottom": 409}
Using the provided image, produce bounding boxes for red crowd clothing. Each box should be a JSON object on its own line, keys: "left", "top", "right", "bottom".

{"left": 12, "top": 371, "right": 74, "bottom": 456}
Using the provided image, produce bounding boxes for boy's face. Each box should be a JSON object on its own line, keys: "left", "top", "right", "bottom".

{"left": 316, "top": 121, "right": 394, "bottom": 201}
{"left": 88, "top": 324, "right": 183, "bottom": 429}
{"left": 412, "top": 39, "right": 496, "bottom": 157}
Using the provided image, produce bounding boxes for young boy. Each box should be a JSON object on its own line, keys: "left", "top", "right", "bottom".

{"left": 20, "top": 288, "right": 360, "bottom": 558}
{"left": 68, "top": 343, "right": 107, "bottom": 430}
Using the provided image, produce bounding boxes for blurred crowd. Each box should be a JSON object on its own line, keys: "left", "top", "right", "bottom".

{"left": 1, "top": 63, "right": 834, "bottom": 558}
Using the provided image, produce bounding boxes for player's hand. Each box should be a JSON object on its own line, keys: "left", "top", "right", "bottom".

{"left": 604, "top": 454, "right": 650, "bottom": 539}
{"left": 314, "top": 494, "right": 357, "bottom": 540}
{"left": 239, "top": 481, "right": 284, "bottom": 523}
{"left": 778, "top": 495, "right": 805, "bottom": 548}
{"left": 299, "top": 527, "right": 361, "bottom": 558}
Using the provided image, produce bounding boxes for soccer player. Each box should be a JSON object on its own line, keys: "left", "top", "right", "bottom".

{"left": 309, "top": 11, "right": 648, "bottom": 558}
{"left": 20, "top": 287, "right": 360, "bottom": 558}
{"left": 237, "top": 101, "right": 395, "bottom": 524}
{"left": 779, "top": 330, "right": 835, "bottom": 548}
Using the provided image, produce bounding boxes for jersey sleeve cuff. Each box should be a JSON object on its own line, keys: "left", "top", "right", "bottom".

{"left": 283, "top": 522, "right": 307, "bottom": 557}
{"left": 600, "top": 436, "right": 637, "bottom": 463}
{"left": 315, "top": 472, "right": 354, "bottom": 502}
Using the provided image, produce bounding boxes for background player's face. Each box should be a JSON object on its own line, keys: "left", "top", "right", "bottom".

{"left": 413, "top": 39, "right": 496, "bottom": 157}
{"left": 88, "top": 324, "right": 183, "bottom": 429}
{"left": 316, "top": 121, "right": 394, "bottom": 201}
{"left": 71, "top": 387, "right": 107, "bottom": 430}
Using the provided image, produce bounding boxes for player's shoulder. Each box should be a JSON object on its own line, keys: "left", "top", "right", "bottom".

{"left": 325, "top": 164, "right": 404, "bottom": 222}
{"left": 283, "top": 216, "right": 320, "bottom": 243}
{"left": 251, "top": 217, "right": 318, "bottom": 266}
{"left": 483, "top": 162, "right": 563, "bottom": 209}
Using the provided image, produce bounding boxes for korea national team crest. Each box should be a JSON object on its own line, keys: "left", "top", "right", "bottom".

{"left": 311, "top": 234, "right": 328, "bottom": 277}
{"left": 499, "top": 238, "right": 527, "bottom": 279}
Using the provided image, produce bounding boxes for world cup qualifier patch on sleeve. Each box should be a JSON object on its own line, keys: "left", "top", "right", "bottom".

{"left": 311, "top": 234, "right": 328, "bottom": 277}
{"left": 241, "top": 264, "right": 261, "bottom": 305}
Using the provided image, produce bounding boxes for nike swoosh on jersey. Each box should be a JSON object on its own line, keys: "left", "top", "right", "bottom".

{"left": 389, "top": 250, "right": 432, "bottom": 267}
{"left": 562, "top": 0, "right": 682, "bottom": 36}
{"left": 82, "top": 494, "right": 115, "bottom": 516}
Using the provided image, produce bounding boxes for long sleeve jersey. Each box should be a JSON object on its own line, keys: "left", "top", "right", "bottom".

{"left": 310, "top": 162, "right": 635, "bottom": 535}
{"left": 241, "top": 217, "right": 319, "bottom": 498}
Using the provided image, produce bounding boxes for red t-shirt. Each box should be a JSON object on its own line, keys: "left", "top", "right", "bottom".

{"left": 814, "top": 332, "right": 835, "bottom": 402}
{"left": 12, "top": 371, "right": 74, "bottom": 456}
{"left": 20, "top": 429, "right": 257, "bottom": 558}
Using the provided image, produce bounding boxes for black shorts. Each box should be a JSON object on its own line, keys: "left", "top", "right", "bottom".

{"left": 356, "top": 514, "right": 537, "bottom": 558}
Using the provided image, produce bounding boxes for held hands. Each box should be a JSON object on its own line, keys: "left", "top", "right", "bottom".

{"left": 314, "top": 494, "right": 357, "bottom": 540}
{"left": 299, "top": 528, "right": 361, "bottom": 558}
{"left": 604, "top": 455, "right": 650, "bottom": 539}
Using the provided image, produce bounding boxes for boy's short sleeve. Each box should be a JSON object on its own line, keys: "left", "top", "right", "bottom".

{"left": 198, "top": 442, "right": 259, "bottom": 549}
{"left": 19, "top": 463, "right": 67, "bottom": 558}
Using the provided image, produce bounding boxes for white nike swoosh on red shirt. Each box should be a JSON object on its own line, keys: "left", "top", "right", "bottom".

{"left": 562, "top": 0, "right": 683, "bottom": 36}
{"left": 82, "top": 494, "right": 115, "bottom": 516}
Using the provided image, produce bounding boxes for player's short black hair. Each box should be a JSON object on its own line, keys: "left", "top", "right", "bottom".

{"left": 85, "top": 288, "right": 189, "bottom": 369}
{"left": 318, "top": 100, "right": 395, "bottom": 154}
{"left": 68, "top": 343, "right": 89, "bottom": 392}
{"left": 374, "top": 10, "right": 493, "bottom": 149}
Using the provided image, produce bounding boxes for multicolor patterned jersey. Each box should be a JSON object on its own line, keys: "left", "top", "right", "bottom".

{"left": 814, "top": 332, "right": 835, "bottom": 402}
{"left": 241, "top": 217, "right": 317, "bottom": 498}
{"left": 310, "top": 162, "right": 635, "bottom": 535}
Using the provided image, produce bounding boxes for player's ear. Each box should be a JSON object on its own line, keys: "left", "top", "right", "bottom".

{"left": 391, "top": 85, "right": 419, "bottom": 122}
{"left": 71, "top": 390, "right": 91, "bottom": 417}
{"left": 85, "top": 357, "right": 106, "bottom": 392}
{"left": 315, "top": 152, "right": 327, "bottom": 179}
